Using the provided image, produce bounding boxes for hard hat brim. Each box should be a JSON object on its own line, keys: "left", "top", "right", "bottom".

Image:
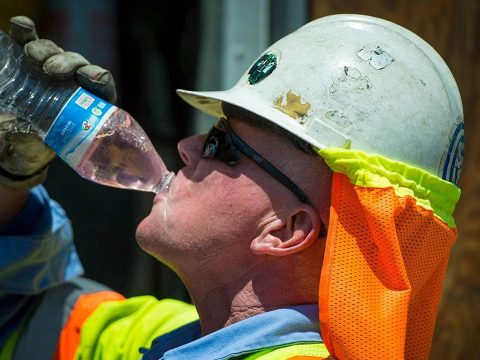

{"left": 176, "top": 88, "right": 350, "bottom": 151}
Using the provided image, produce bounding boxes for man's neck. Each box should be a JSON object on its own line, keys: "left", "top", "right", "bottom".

{"left": 194, "top": 280, "right": 273, "bottom": 335}
{"left": 183, "top": 261, "right": 318, "bottom": 335}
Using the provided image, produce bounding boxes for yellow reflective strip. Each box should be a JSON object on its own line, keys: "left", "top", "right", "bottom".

{"left": 317, "top": 148, "right": 460, "bottom": 228}
{"left": 0, "top": 322, "right": 25, "bottom": 360}
{"left": 75, "top": 296, "right": 198, "bottom": 360}
{"left": 244, "top": 343, "right": 330, "bottom": 359}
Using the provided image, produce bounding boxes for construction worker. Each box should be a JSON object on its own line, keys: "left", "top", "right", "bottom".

{"left": 0, "top": 13, "right": 463, "bottom": 360}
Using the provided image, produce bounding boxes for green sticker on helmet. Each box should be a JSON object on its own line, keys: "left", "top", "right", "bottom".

{"left": 248, "top": 53, "right": 277, "bottom": 85}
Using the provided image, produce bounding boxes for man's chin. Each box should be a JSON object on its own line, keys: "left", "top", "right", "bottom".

{"left": 135, "top": 213, "right": 175, "bottom": 261}
{"left": 135, "top": 214, "right": 159, "bottom": 254}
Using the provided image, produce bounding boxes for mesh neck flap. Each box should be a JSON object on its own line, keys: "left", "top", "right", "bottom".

{"left": 317, "top": 149, "right": 459, "bottom": 359}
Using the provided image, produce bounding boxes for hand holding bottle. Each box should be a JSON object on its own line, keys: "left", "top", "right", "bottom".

{"left": 0, "top": 16, "right": 173, "bottom": 193}
{"left": 0, "top": 16, "right": 117, "bottom": 189}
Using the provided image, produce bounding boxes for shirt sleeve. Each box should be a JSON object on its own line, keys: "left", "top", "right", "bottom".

{"left": 0, "top": 185, "right": 84, "bottom": 295}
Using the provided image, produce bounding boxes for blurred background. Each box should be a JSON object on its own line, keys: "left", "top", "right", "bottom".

{"left": 0, "top": 0, "right": 478, "bottom": 358}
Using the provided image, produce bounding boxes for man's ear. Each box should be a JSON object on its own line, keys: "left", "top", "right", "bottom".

{"left": 251, "top": 204, "right": 322, "bottom": 256}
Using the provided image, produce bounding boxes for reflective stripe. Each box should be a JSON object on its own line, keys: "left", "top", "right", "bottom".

{"left": 76, "top": 297, "right": 198, "bottom": 360}
{"left": 13, "top": 277, "right": 119, "bottom": 360}
{"left": 55, "top": 290, "right": 125, "bottom": 360}
{"left": 0, "top": 295, "right": 39, "bottom": 357}
{"left": 0, "top": 320, "right": 25, "bottom": 359}
{"left": 243, "top": 343, "right": 330, "bottom": 360}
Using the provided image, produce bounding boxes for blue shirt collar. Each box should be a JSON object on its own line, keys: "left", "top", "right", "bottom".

{"left": 142, "top": 304, "right": 321, "bottom": 360}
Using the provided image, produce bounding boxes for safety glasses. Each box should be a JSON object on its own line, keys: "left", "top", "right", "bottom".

{"left": 201, "top": 119, "right": 312, "bottom": 206}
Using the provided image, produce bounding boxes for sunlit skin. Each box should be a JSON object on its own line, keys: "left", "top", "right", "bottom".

{"left": 136, "top": 118, "right": 332, "bottom": 335}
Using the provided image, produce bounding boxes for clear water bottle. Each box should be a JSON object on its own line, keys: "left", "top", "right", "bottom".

{"left": 0, "top": 28, "right": 174, "bottom": 193}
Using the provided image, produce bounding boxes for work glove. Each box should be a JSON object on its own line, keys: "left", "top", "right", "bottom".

{"left": 0, "top": 16, "right": 117, "bottom": 189}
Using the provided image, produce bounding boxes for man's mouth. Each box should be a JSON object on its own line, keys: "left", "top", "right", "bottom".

{"left": 153, "top": 172, "right": 178, "bottom": 204}
{"left": 153, "top": 192, "right": 165, "bottom": 204}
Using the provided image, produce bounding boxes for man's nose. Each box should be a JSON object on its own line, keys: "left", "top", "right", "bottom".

{"left": 177, "top": 134, "right": 207, "bottom": 167}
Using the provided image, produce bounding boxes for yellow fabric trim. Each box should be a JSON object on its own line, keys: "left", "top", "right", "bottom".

{"left": 0, "top": 321, "right": 25, "bottom": 360}
{"left": 75, "top": 296, "right": 198, "bottom": 360}
{"left": 317, "top": 148, "right": 460, "bottom": 228}
{"left": 244, "top": 343, "right": 329, "bottom": 359}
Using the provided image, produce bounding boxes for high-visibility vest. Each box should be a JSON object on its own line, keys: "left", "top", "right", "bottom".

{"left": 0, "top": 277, "right": 124, "bottom": 360}
{"left": 1, "top": 284, "right": 330, "bottom": 360}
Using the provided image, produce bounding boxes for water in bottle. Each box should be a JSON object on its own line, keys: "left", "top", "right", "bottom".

{"left": 0, "top": 27, "right": 174, "bottom": 193}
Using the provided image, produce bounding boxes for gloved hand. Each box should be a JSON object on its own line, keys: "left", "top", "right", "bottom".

{"left": 0, "top": 16, "right": 117, "bottom": 189}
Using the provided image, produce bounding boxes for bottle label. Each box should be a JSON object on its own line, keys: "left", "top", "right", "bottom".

{"left": 44, "top": 87, "right": 117, "bottom": 167}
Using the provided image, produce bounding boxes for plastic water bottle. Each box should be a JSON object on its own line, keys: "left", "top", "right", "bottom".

{"left": 0, "top": 28, "right": 174, "bottom": 193}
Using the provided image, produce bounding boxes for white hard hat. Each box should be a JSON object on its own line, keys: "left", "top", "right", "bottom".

{"left": 177, "top": 14, "right": 464, "bottom": 184}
